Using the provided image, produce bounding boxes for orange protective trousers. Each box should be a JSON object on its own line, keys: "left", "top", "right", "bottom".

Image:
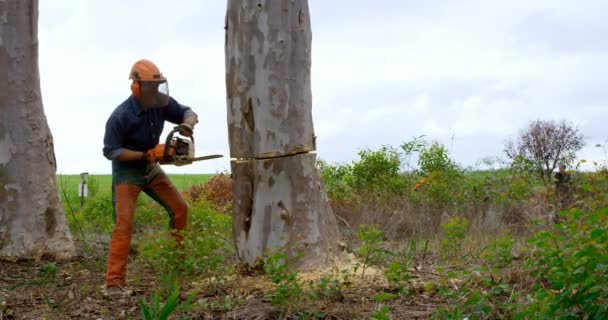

{"left": 105, "top": 168, "right": 187, "bottom": 287}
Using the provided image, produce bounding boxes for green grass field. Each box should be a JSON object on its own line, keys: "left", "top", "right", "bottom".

{"left": 57, "top": 174, "right": 214, "bottom": 193}
{"left": 56, "top": 174, "right": 214, "bottom": 209}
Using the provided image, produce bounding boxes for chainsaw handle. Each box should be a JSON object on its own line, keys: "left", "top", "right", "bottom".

{"left": 163, "top": 126, "right": 194, "bottom": 160}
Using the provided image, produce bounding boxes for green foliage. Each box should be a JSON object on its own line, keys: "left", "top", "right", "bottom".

{"left": 196, "top": 295, "right": 235, "bottom": 313}
{"left": 139, "top": 283, "right": 195, "bottom": 320}
{"left": 414, "top": 141, "right": 463, "bottom": 207}
{"left": 139, "top": 204, "right": 233, "bottom": 280}
{"left": 86, "top": 176, "right": 99, "bottom": 198}
{"left": 356, "top": 225, "right": 393, "bottom": 277}
{"left": 351, "top": 146, "right": 401, "bottom": 191}
{"left": 41, "top": 263, "right": 57, "bottom": 283}
{"left": 576, "top": 165, "right": 608, "bottom": 211}
{"left": 263, "top": 250, "right": 304, "bottom": 306}
{"left": 309, "top": 271, "right": 346, "bottom": 302}
{"left": 440, "top": 217, "right": 469, "bottom": 262}
{"left": 481, "top": 233, "right": 515, "bottom": 269}
{"left": 75, "top": 194, "right": 114, "bottom": 234}
{"left": 370, "top": 304, "right": 392, "bottom": 320}
{"left": 384, "top": 239, "right": 417, "bottom": 295}
{"left": 418, "top": 141, "right": 458, "bottom": 176}
{"left": 520, "top": 208, "right": 608, "bottom": 319}
{"left": 317, "top": 159, "right": 354, "bottom": 200}
{"left": 434, "top": 267, "right": 517, "bottom": 319}
{"left": 318, "top": 145, "right": 408, "bottom": 198}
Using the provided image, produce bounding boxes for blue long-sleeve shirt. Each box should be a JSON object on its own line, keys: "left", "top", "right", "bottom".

{"left": 103, "top": 95, "right": 196, "bottom": 160}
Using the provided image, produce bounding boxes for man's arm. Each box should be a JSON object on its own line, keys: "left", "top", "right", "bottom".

{"left": 114, "top": 149, "right": 146, "bottom": 162}
{"left": 183, "top": 111, "right": 198, "bottom": 127}
{"left": 104, "top": 115, "right": 148, "bottom": 162}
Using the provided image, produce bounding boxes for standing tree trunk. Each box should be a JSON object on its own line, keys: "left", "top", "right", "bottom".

{"left": 0, "top": 0, "right": 75, "bottom": 260}
{"left": 226, "top": 0, "right": 340, "bottom": 269}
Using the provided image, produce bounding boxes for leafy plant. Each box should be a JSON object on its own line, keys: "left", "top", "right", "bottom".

{"left": 139, "top": 284, "right": 195, "bottom": 320}
{"left": 481, "top": 232, "right": 515, "bottom": 269}
{"left": 351, "top": 146, "right": 403, "bottom": 193}
{"left": 519, "top": 208, "right": 608, "bottom": 318}
{"left": 356, "top": 225, "right": 393, "bottom": 277}
{"left": 434, "top": 268, "right": 516, "bottom": 320}
{"left": 370, "top": 304, "right": 392, "bottom": 320}
{"left": 414, "top": 141, "right": 462, "bottom": 207}
{"left": 263, "top": 250, "right": 304, "bottom": 306}
{"left": 440, "top": 217, "right": 469, "bottom": 262}
{"left": 309, "top": 272, "right": 344, "bottom": 302}
{"left": 317, "top": 159, "right": 354, "bottom": 200}
{"left": 197, "top": 295, "right": 235, "bottom": 312}
{"left": 139, "top": 205, "right": 233, "bottom": 280}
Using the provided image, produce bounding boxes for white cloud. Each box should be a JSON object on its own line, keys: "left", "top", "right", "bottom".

{"left": 35, "top": 0, "right": 608, "bottom": 173}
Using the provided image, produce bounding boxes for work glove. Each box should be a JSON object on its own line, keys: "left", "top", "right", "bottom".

{"left": 179, "top": 123, "right": 194, "bottom": 137}
{"left": 143, "top": 144, "right": 175, "bottom": 163}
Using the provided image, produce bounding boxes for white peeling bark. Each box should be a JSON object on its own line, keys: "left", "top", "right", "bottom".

{"left": 225, "top": 0, "right": 315, "bottom": 158}
{"left": 226, "top": 0, "right": 340, "bottom": 270}
{"left": 0, "top": 0, "right": 75, "bottom": 260}
{"left": 231, "top": 153, "right": 339, "bottom": 269}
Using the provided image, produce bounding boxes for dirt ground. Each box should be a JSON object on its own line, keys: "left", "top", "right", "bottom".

{"left": 0, "top": 253, "right": 444, "bottom": 320}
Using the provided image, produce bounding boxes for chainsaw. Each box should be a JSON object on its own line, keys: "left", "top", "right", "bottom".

{"left": 160, "top": 125, "right": 223, "bottom": 166}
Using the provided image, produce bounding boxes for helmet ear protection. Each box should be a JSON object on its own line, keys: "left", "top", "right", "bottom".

{"left": 130, "top": 70, "right": 141, "bottom": 98}
{"left": 129, "top": 60, "right": 166, "bottom": 100}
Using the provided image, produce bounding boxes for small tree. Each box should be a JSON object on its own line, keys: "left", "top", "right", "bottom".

{"left": 505, "top": 120, "right": 584, "bottom": 185}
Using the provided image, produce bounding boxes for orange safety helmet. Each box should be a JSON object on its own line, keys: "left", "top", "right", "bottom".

{"left": 129, "top": 59, "right": 166, "bottom": 97}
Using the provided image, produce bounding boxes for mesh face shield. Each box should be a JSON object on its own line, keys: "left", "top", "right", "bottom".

{"left": 140, "top": 80, "right": 169, "bottom": 108}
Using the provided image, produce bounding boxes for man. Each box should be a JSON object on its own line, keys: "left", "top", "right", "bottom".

{"left": 554, "top": 163, "right": 572, "bottom": 210}
{"left": 102, "top": 59, "right": 198, "bottom": 291}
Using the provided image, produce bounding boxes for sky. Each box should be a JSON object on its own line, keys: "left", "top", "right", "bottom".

{"left": 37, "top": 0, "right": 608, "bottom": 174}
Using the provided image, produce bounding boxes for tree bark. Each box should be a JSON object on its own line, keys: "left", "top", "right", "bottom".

{"left": 225, "top": 0, "right": 315, "bottom": 158}
{"left": 0, "top": 0, "right": 75, "bottom": 260}
{"left": 231, "top": 153, "right": 339, "bottom": 269}
{"left": 226, "top": 0, "right": 340, "bottom": 269}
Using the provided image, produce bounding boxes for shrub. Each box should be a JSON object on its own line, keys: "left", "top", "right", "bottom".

{"left": 481, "top": 233, "right": 515, "bottom": 269}
{"left": 182, "top": 173, "right": 232, "bottom": 213}
{"left": 440, "top": 217, "right": 469, "bottom": 262}
{"left": 263, "top": 250, "right": 304, "bottom": 306}
{"left": 317, "top": 159, "right": 353, "bottom": 200}
{"left": 75, "top": 194, "right": 114, "bottom": 234}
{"left": 351, "top": 146, "right": 402, "bottom": 193}
{"left": 414, "top": 141, "right": 463, "bottom": 207}
{"left": 139, "top": 204, "right": 234, "bottom": 280}
{"left": 520, "top": 208, "right": 608, "bottom": 318}
{"left": 309, "top": 272, "right": 345, "bottom": 302}
{"left": 356, "top": 225, "right": 393, "bottom": 277}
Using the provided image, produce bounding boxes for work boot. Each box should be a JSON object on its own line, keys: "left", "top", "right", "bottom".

{"left": 101, "top": 285, "right": 133, "bottom": 298}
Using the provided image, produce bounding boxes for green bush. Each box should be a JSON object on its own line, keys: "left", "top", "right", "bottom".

{"left": 317, "top": 159, "right": 354, "bottom": 200}
{"left": 415, "top": 141, "right": 463, "bottom": 207}
{"left": 520, "top": 208, "right": 608, "bottom": 319}
{"left": 418, "top": 141, "right": 458, "bottom": 176}
{"left": 440, "top": 217, "right": 469, "bottom": 262}
{"left": 309, "top": 272, "right": 345, "bottom": 302}
{"left": 356, "top": 225, "right": 393, "bottom": 277}
{"left": 69, "top": 194, "right": 114, "bottom": 234}
{"left": 350, "top": 146, "right": 404, "bottom": 194}
{"left": 481, "top": 232, "right": 515, "bottom": 269}
{"left": 139, "top": 204, "right": 233, "bottom": 280}
{"left": 263, "top": 250, "right": 304, "bottom": 306}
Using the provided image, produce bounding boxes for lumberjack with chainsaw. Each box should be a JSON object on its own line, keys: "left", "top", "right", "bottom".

{"left": 101, "top": 59, "right": 199, "bottom": 291}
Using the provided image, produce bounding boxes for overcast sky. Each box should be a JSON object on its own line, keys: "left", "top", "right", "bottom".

{"left": 37, "top": 0, "right": 608, "bottom": 174}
